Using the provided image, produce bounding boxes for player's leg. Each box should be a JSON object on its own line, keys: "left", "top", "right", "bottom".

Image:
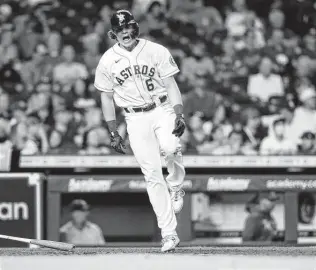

{"left": 125, "top": 113, "right": 178, "bottom": 240}
{"left": 154, "top": 104, "right": 186, "bottom": 213}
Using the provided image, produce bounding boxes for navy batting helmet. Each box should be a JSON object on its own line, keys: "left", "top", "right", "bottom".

{"left": 108, "top": 10, "right": 139, "bottom": 40}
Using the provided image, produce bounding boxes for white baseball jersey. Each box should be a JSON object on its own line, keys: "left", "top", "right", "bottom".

{"left": 94, "top": 38, "right": 179, "bottom": 108}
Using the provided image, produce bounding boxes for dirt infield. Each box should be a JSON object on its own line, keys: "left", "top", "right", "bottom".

{"left": 0, "top": 247, "right": 314, "bottom": 270}
{"left": 0, "top": 246, "right": 315, "bottom": 256}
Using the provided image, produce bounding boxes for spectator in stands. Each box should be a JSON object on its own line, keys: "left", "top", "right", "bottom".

{"left": 0, "top": 26, "right": 18, "bottom": 67}
{"left": 81, "top": 33, "right": 101, "bottom": 76}
{"left": 247, "top": 57, "right": 284, "bottom": 103}
{"left": 53, "top": 45, "right": 88, "bottom": 86}
{"left": 266, "top": 9, "right": 294, "bottom": 40}
{"left": 60, "top": 199, "right": 105, "bottom": 245}
{"left": 47, "top": 31, "right": 62, "bottom": 58}
{"left": 52, "top": 92, "right": 67, "bottom": 112}
{"left": 0, "top": 44, "right": 24, "bottom": 95}
{"left": 235, "top": 11, "right": 265, "bottom": 51}
{"left": 181, "top": 42, "right": 215, "bottom": 83}
{"left": 25, "top": 112, "right": 49, "bottom": 154}
{"left": 48, "top": 109, "right": 77, "bottom": 153}
{"left": 288, "top": 87, "right": 316, "bottom": 142}
{"left": 93, "top": 5, "right": 113, "bottom": 50}
{"left": 262, "top": 101, "right": 295, "bottom": 140}
{"left": 0, "top": 92, "right": 10, "bottom": 119}
{"left": 0, "top": 4, "right": 12, "bottom": 25}
{"left": 79, "top": 128, "right": 111, "bottom": 155}
{"left": 292, "top": 55, "right": 316, "bottom": 98}
{"left": 264, "top": 29, "right": 288, "bottom": 70}
{"left": 242, "top": 192, "right": 278, "bottom": 242}
{"left": 75, "top": 107, "right": 114, "bottom": 153}
{"left": 185, "top": 111, "right": 209, "bottom": 153}
{"left": 10, "top": 101, "right": 28, "bottom": 125}
{"left": 12, "top": 121, "right": 37, "bottom": 155}
{"left": 48, "top": 129, "right": 63, "bottom": 153}
{"left": 97, "top": 5, "right": 112, "bottom": 32}
{"left": 112, "top": 0, "right": 130, "bottom": 11}
{"left": 138, "top": 1, "right": 167, "bottom": 38}
{"left": 27, "top": 89, "right": 51, "bottom": 117}
{"left": 260, "top": 117, "right": 297, "bottom": 155}
{"left": 20, "top": 43, "right": 54, "bottom": 88}
{"left": 225, "top": 0, "right": 261, "bottom": 38}
{"left": 169, "top": 0, "right": 223, "bottom": 39}
{"left": 14, "top": 8, "right": 50, "bottom": 60}
{"left": 214, "top": 37, "right": 248, "bottom": 87}
{"left": 297, "top": 131, "right": 316, "bottom": 155}
{"left": 197, "top": 125, "right": 228, "bottom": 155}
{"left": 302, "top": 29, "right": 316, "bottom": 58}
{"left": 184, "top": 74, "right": 225, "bottom": 124}
{"left": 72, "top": 79, "right": 96, "bottom": 110}
{"left": 241, "top": 107, "right": 267, "bottom": 151}
{"left": 0, "top": 117, "right": 10, "bottom": 145}
{"left": 0, "top": 117, "right": 12, "bottom": 171}
{"left": 212, "top": 129, "right": 247, "bottom": 155}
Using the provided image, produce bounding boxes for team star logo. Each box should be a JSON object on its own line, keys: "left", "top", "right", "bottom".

{"left": 117, "top": 14, "right": 125, "bottom": 24}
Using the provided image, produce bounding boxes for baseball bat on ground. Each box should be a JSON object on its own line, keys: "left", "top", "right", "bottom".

{"left": 0, "top": 234, "right": 75, "bottom": 251}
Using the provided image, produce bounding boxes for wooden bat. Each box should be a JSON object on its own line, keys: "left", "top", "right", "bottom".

{"left": 0, "top": 234, "right": 75, "bottom": 251}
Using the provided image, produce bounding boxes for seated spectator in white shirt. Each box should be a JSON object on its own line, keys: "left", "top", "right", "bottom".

{"left": 260, "top": 118, "right": 297, "bottom": 155}
{"left": 247, "top": 57, "right": 284, "bottom": 102}
{"left": 287, "top": 87, "right": 316, "bottom": 142}
{"left": 53, "top": 45, "right": 88, "bottom": 86}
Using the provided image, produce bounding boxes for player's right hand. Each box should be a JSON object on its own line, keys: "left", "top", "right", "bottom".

{"left": 110, "top": 131, "right": 126, "bottom": 154}
{"left": 172, "top": 114, "right": 186, "bottom": 137}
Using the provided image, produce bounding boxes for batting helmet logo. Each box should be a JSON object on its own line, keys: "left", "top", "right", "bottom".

{"left": 117, "top": 13, "right": 125, "bottom": 24}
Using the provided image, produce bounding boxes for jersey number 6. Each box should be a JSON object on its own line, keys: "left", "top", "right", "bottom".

{"left": 145, "top": 78, "right": 154, "bottom": 91}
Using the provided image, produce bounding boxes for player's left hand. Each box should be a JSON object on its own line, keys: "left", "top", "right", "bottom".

{"left": 172, "top": 114, "right": 186, "bottom": 137}
{"left": 110, "top": 131, "right": 126, "bottom": 154}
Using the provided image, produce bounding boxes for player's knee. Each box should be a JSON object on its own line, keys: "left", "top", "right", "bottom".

{"left": 143, "top": 168, "right": 163, "bottom": 182}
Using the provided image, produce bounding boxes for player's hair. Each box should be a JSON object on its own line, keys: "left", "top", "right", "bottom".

{"left": 107, "top": 25, "right": 139, "bottom": 41}
{"left": 108, "top": 30, "right": 117, "bottom": 40}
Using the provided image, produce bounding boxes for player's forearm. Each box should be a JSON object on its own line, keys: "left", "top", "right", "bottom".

{"left": 163, "top": 76, "right": 183, "bottom": 116}
{"left": 101, "top": 92, "right": 117, "bottom": 132}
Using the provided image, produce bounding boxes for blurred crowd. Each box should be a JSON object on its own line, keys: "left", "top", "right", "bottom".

{"left": 0, "top": 0, "right": 316, "bottom": 156}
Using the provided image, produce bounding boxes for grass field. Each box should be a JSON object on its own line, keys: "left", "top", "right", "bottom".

{"left": 0, "top": 246, "right": 315, "bottom": 270}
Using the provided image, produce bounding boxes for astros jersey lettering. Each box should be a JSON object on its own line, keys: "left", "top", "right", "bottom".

{"left": 94, "top": 38, "right": 179, "bottom": 108}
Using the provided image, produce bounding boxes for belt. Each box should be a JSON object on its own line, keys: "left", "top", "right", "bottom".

{"left": 124, "top": 95, "right": 167, "bottom": 113}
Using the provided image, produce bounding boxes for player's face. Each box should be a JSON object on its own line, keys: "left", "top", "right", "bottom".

{"left": 115, "top": 25, "right": 137, "bottom": 47}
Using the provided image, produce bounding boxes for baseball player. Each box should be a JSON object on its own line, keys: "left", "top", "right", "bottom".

{"left": 94, "top": 10, "right": 186, "bottom": 252}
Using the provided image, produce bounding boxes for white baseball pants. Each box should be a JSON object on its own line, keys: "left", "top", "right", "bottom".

{"left": 125, "top": 101, "right": 185, "bottom": 238}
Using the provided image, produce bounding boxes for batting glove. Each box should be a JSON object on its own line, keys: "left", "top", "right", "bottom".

{"left": 110, "top": 131, "right": 126, "bottom": 154}
{"left": 172, "top": 114, "right": 186, "bottom": 137}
